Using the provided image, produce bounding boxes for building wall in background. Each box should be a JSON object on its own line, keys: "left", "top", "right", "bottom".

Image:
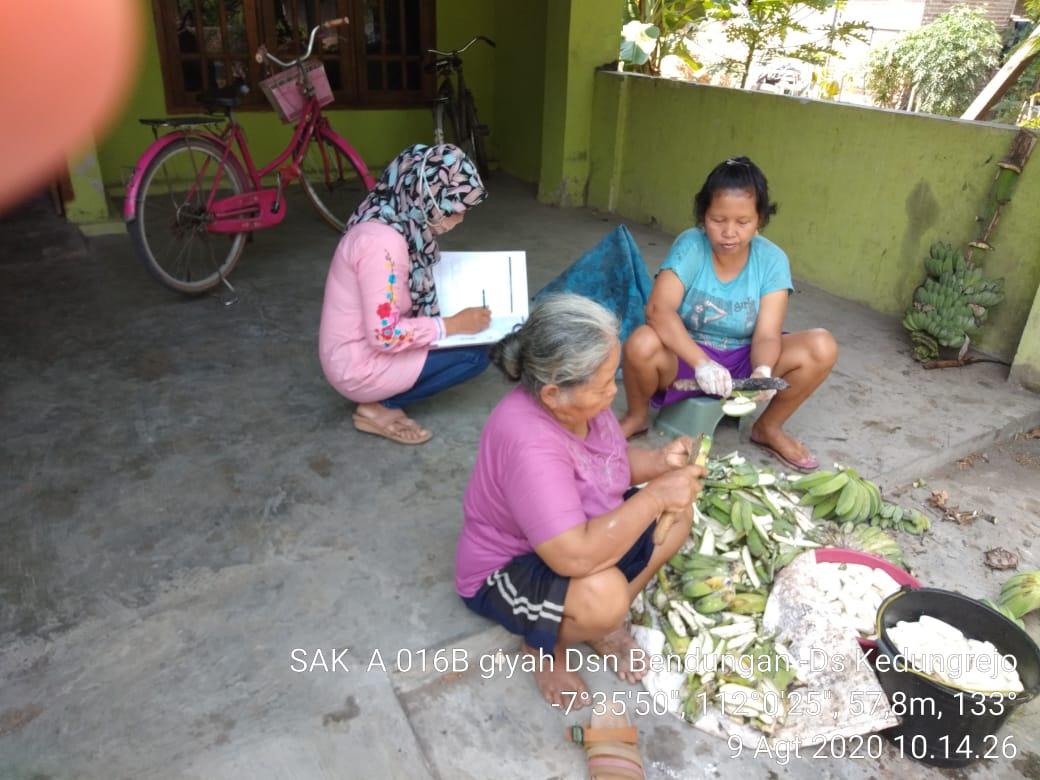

{"left": 491, "top": 0, "right": 548, "bottom": 183}
{"left": 589, "top": 72, "right": 1040, "bottom": 360}
{"left": 538, "top": 0, "right": 622, "bottom": 205}
{"left": 97, "top": 0, "right": 507, "bottom": 191}
{"left": 922, "top": 0, "right": 1017, "bottom": 25}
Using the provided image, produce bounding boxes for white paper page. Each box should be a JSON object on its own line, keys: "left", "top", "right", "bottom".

{"left": 432, "top": 251, "right": 528, "bottom": 348}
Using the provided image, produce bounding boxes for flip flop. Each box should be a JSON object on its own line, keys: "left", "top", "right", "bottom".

{"left": 352, "top": 413, "right": 432, "bottom": 445}
{"left": 566, "top": 703, "right": 644, "bottom": 779}
{"left": 750, "top": 436, "right": 819, "bottom": 473}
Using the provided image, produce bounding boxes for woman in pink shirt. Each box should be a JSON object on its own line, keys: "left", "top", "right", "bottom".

{"left": 456, "top": 294, "right": 705, "bottom": 710}
{"left": 319, "top": 144, "right": 492, "bottom": 444}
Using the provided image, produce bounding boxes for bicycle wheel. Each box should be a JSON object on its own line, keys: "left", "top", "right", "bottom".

{"left": 300, "top": 128, "right": 372, "bottom": 231}
{"left": 129, "top": 137, "right": 248, "bottom": 295}
{"left": 461, "top": 90, "right": 489, "bottom": 178}
{"left": 447, "top": 88, "right": 489, "bottom": 178}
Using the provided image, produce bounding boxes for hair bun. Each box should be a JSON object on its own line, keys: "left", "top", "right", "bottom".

{"left": 489, "top": 331, "right": 523, "bottom": 381}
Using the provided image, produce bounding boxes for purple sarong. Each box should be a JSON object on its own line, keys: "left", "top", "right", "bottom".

{"left": 650, "top": 342, "right": 753, "bottom": 409}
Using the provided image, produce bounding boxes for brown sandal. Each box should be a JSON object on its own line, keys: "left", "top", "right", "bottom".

{"left": 352, "top": 413, "right": 432, "bottom": 445}
{"left": 566, "top": 705, "right": 644, "bottom": 779}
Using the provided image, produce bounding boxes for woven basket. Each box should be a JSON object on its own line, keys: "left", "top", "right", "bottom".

{"left": 259, "top": 60, "right": 334, "bottom": 123}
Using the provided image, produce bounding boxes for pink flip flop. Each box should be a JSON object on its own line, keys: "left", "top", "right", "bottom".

{"left": 750, "top": 436, "right": 820, "bottom": 473}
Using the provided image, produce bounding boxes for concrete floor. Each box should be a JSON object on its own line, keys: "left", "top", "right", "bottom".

{"left": 1, "top": 178, "right": 1039, "bottom": 779}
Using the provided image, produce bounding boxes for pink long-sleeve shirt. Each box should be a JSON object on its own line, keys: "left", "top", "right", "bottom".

{"left": 319, "top": 222, "right": 444, "bottom": 403}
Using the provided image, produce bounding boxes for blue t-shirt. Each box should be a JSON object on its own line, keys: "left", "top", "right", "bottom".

{"left": 658, "top": 228, "right": 793, "bottom": 350}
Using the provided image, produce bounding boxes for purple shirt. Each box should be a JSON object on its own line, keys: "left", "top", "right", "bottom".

{"left": 455, "top": 386, "right": 631, "bottom": 597}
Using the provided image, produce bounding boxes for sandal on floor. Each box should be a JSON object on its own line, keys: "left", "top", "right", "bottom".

{"left": 352, "top": 413, "right": 432, "bottom": 445}
{"left": 566, "top": 705, "right": 644, "bottom": 779}
{"left": 750, "top": 436, "right": 819, "bottom": 473}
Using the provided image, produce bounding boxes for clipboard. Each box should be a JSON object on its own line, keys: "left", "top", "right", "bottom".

{"left": 432, "top": 251, "right": 528, "bottom": 348}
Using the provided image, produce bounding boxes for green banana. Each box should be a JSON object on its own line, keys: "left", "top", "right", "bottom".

{"left": 740, "top": 501, "right": 753, "bottom": 534}
{"left": 812, "top": 492, "right": 841, "bottom": 520}
{"left": 695, "top": 590, "right": 734, "bottom": 614}
{"left": 808, "top": 471, "right": 850, "bottom": 497}
{"left": 790, "top": 470, "right": 836, "bottom": 492}
{"left": 834, "top": 479, "right": 859, "bottom": 518}
{"left": 709, "top": 493, "right": 733, "bottom": 515}
{"left": 663, "top": 622, "right": 690, "bottom": 654}
{"left": 746, "top": 526, "right": 766, "bottom": 558}
{"left": 669, "top": 552, "right": 689, "bottom": 570}
{"left": 706, "top": 505, "right": 732, "bottom": 526}
{"left": 998, "top": 571, "right": 1040, "bottom": 619}
{"left": 728, "top": 593, "right": 766, "bottom": 615}
{"left": 730, "top": 499, "right": 744, "bottom": 532}
{"left": 982, "top": 598, "right": 1026, "bottom": 629}
{"left": 683, "top": 576, "right": 728, "bottom": 599}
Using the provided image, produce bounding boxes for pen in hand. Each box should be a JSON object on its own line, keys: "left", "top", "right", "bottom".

{"left": 482, "top": 289, "right": 487, "bottom": 309}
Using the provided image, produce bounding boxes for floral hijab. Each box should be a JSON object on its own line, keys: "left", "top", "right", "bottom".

{"left": 345, "top": 143, "right": 486, "bottom": 316}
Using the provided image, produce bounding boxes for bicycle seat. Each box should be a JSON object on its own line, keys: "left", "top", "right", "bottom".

{"left": 198, "top": 81, "right": 250, "bottom": 111}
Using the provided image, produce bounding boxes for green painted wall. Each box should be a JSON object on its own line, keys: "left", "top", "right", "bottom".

{"left": 96, "top": 0, "right": 503, "bottom": 190}
{"left": 589, "top": 72, "right": 1040, "bottom": 360}
{"left": 491, "top": 0, "right": 548, "bottom": 183}
{"left": 66, "top": 136, "right": 112, "bottom": 224}
{"left": 1011, "top": 285, "right": 1040, "bottom": 391}
{"left": 538, "top": 0, "right": 622, "bottom": 205}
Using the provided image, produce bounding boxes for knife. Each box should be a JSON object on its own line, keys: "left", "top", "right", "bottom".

{"left": 732, "top": 377, "right": 789, "bottom": 392}
{"left": 672, "top": 376, "right": 789, "bottom": 392}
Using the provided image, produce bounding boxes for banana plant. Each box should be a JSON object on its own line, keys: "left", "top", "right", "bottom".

{"left": 621, "top": 0, "right": 704, "bottom": 75}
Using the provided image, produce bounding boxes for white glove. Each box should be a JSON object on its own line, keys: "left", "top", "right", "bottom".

{"left": 694, "top": 360, "right": 732, "bottom": 397}
{"left": 751, "top": 365, "right": 777, "bottom": 403}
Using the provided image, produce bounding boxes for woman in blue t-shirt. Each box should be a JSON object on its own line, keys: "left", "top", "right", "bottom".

{"left": 619, "top": 157, "right": 837, "bottom": 471}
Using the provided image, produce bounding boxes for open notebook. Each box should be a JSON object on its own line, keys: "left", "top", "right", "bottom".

{"left": 432, "top": 251, "right": 528, "bottom": 348}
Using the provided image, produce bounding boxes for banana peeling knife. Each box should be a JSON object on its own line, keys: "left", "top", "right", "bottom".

{"left": 732, "top": 377, "right": 789, "bottom": 391}
{"left": 672, "top": 377, "right": 790, "bottom": 392}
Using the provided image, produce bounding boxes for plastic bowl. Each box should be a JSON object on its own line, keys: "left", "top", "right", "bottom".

{"left": 874, "top": 587, "right": 1040, "bottom": 767}
{"left": 813, "top": 547, "right": 921, "bottom": 651}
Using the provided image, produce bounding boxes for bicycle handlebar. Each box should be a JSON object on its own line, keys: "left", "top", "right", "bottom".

{"left": 255, "top": 17, "right": 349, "bottom": 68}
{"left": 426, "top": 35, "right": 496, "bottom": 58}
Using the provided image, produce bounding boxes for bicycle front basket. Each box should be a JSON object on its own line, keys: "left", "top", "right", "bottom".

{"left": 259, "top": 60, "right": 334, "bottom": 123}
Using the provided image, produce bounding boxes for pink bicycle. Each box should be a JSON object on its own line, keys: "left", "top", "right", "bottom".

{"left": 124, "top": 17, "right": 376, "bottom": 295}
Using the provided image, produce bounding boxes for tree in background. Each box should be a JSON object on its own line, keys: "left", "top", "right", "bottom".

{"left": 865, "top": 6, "right": 1002, "bottom": 116}
{"left": 620, "top": 0, "right": 705, "bottom": 75}
{"left": 988, "top": 8, "right": 1040, "bottom": 127}
{"left": 702, "top": 0, "right": 868, "bottom": 88}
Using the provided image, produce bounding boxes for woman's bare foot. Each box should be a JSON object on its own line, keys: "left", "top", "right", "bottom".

{"left": 750, "top": 422, "right": 818, "bottom": 471}
{"left": 588, "top": 626, "right": 647, "bottom": 684}
{"left": 618, "top": 411, "right": 650, "bottom": 439}
{"left": 354, "top": 402, "right": 431, "bottom": 444}
{"left": 522, "top": 643, "right": 590, "bottom": 710}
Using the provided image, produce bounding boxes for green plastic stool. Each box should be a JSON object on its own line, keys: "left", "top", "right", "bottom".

{"left": 654, "top": 396, "right": 725, "bottom": 440}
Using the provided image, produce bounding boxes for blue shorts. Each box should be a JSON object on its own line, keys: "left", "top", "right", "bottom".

{"left": 461, "top": 519, "right": 657, "bottom": 655}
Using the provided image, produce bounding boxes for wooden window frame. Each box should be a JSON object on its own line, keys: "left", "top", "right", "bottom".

{"left": 151, "top": 0, "right": 436, "bottom": 113}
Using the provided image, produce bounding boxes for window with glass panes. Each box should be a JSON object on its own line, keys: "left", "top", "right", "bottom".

{"left": 151, "top": 0, "right": 435, "bottom": 112}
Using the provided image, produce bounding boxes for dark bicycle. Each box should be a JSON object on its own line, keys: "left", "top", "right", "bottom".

{"left": 427, "top": 36, "right": 494, "bottom": 177}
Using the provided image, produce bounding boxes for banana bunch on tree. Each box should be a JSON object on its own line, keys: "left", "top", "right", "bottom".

{"left": 787, "top": 467, "right": 930, "bottom": 535}
{"left": 997, "top": 571, "right": 1040, "bottom": 620}
{"left": 902, "top": 241, "right": 1005, "bottom": 362}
